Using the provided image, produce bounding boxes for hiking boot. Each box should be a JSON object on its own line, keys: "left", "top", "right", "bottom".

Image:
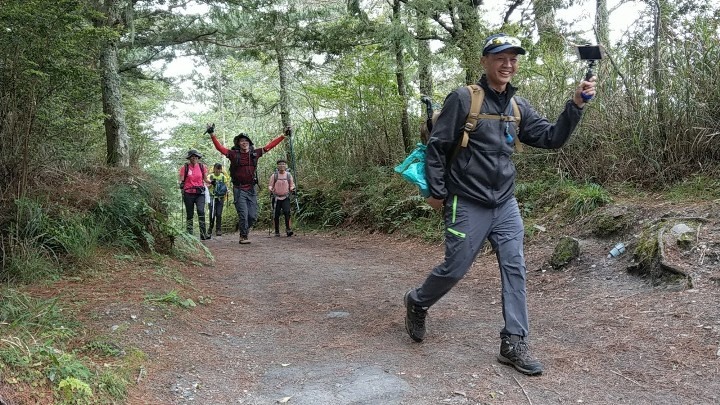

{"left": 274, "top": 232, "right": 281, "bottom": 237}
{"left": 216, "top": 232, "right": 222, "bottom": 236}
{"left": 403, "top": 289, "right": 427, "bottom": 342}
{"left": 239, "top": 236, "right": 251, "bottom": 244}
{"left": 200, "top": 235, "right": 211, "bottom": 240}
{"left": 286, "top": 230, "right": 294, "bottom": 237}
{"left": 497, "top": 335, "right": 544, "bottom": 376}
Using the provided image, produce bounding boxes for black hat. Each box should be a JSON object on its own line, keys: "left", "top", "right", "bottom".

{"left": 186, "top": 149, "right": 202, "bottom": 159}
{"left": 233, "top": 133, "right": 254, "bottom": 146}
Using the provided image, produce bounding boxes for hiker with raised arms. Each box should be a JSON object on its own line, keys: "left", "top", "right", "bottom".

{"left": 268, "top": 159, "right": 296, "bottom": 237}
{"left": 207, "top": 124, "right": 291, "bottom": 244}
{"left": 403, "top": 33, "right": 597, "bottom": 376}
{"left": 178, "top": 149, "right": 212, "bottom": 240}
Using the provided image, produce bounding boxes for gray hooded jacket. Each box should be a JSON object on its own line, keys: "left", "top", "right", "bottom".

{"left": 425, "top": 75, "right": 584, "bottom": 207}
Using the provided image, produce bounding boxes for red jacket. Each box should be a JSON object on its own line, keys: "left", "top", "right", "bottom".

{"left": 211, "top": 134, "right": 285, "bottom": 191}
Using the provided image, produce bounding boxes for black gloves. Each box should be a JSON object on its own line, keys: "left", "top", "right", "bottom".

{"left": 284, "top": 126, "right": 292, "bottom": 137}
{"left": 205, "top": 123, "right": 215, "bottom": 135}
{"left": 211, "top": 179, "right": 216, "bottom": 186}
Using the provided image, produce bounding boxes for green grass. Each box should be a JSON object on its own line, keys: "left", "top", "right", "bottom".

{"left": 568, "top": 182, "right": 613, "bottom": 216}
{"left": 2, "top": 238, "right": 59, "bottom": 283}
{"left": 144, "top": 290, "right": 196, "bottom": 309}
{"left": 0, "top": 289, "right": 136, "bottom": 403}
{"left": 666, "top": 175, "right": 720, "bottom": 201}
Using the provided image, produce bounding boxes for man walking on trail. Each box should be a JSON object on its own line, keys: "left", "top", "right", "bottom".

{"left": 403, "top": 33, "right": 597, "bottom": 376}
{"left": 208, "top": 124, "right": 291, "bottom": 244}
{"left": 268, "top": 159, "right": 296, "bottom": 237}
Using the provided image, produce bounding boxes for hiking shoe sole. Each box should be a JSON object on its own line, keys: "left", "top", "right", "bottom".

{"left": 496, "top": 354, "right": 543, "bottom": 376}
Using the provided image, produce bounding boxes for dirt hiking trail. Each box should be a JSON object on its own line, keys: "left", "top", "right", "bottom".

{"left": 115, "top": 205, "right": 720, "bottom": 405}
{"left": 14, "top": 199, "right": 720, "bottom": 405}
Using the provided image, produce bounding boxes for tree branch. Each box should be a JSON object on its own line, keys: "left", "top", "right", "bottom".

{"left": 504, "top": 0, "right": 525, "bottom": 24}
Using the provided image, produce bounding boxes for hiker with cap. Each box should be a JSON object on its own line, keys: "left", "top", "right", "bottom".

{"left": 208, "top": 163, "right": 230, "bottom": 237}
{"left": 403, "top": 33, "right": 596, "bottom": 376}
{"left": 268, "top": 159, "right": 296, "bottom": 237}
{"left": 178, "top": 149, "right": 212, "bottom": 240}
{"left": 207, "top": 124, "right": 291, "bottom": 244}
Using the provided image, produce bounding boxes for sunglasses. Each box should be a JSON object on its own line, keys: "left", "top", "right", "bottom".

{"left": 484, "top": 35, "right": 522, "bottom": 50}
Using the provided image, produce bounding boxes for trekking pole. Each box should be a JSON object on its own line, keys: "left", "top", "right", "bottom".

{"left": 268, "top": 194, "right": 274, "bottom": 236}
{"left": 208, "top": 195, "right": 215, "bottom": 235}
{"left": 180, "top": 189, "right": 185, "bottom": 231}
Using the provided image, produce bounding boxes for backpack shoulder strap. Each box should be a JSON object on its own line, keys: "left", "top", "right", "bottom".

{"left": 182, "top": 163, "right": 189, "bottom": 182}
{"left": 463, "top": 86, "right": 525, "bottom": 153}
{"left": 510, "top": 97, "right": 523, "bottom": 152}
{"left": 462, "top": 84, "right": 484, "bottom": 148}
{"left": 450, "top": 85, "right": 484, "bottom": 163}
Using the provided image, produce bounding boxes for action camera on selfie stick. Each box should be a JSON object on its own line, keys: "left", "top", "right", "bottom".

{"left": 576, "top": 44, "right": 603, "bottom": 102}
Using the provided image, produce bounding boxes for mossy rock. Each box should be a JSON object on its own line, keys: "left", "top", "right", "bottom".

{"left": 591, "top": 207, "right": 634, "bottom": 238}
{"left": 549, "top": 236, "right": 580, "bottom": 270}
{"left": 627, "top": 223, "right": 692, "bottom": 289}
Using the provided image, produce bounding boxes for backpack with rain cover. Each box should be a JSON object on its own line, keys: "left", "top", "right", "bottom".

{"left": 394, "top": 84, "right": 522, "bottom": 197}
{"left": 214, "top": 177, "right": 228, "bottom": 197}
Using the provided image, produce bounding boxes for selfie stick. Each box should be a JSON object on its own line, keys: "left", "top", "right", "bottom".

{"left": 576, "top": 44, "right": 603, "bottom": 102}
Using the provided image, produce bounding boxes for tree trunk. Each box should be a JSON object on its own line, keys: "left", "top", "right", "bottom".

{"left": 100, "top": 0, "right": 129, "bottom": 167}
{"left": 417, "top": 11, "right": 432, "bottom": 97}
{"left": 595, "top": 0, "right": 610, "bottom": 85}
{"left": 275, "top": 38, "right": 294, "bottom": 167}
{"left": 456, "top": 0, "right": 482, "bottom": 83}
{"left": 276, "top": 41, "right": 291, "bottom": 129}
{"left": 393, "top": 0, "right": 411, "bottom": 152}
{"left": 533, "top": 0, "right": 564, "bottom": 52}
{"left": 595, "top": 0, "right": 609, "bottom": 47}
{"left": 651, "top": 0, "right": 669, "bottom": 144}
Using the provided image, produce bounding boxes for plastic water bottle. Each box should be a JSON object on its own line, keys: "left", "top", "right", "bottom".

{"left": 607, "top": 242, "right": 626, "bottom": 258}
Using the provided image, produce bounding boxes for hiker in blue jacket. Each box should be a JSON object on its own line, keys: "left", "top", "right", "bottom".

{"left": 404, "top": 33, "right": 596, "bottom": 376}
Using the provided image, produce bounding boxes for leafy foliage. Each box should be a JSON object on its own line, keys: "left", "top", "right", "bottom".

{"left": 144, "top": 290, "right": 197, "bottom": 309}
{"left": 0, "top": 289, "right": 137, "bottom": 403}
{"left": 0, "top": 0, "right": 111, "bottom": 190}
{"left": 568, "top": 183, "right": 613, "bottom": 217}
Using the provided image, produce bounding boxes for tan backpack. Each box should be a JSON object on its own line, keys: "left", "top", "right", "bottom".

{"left": 423, "top": 84, "right": 523, "bottom": 153}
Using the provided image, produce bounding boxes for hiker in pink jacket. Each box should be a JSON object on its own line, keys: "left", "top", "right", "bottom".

{"left": 268, "top": 159, "right": 296, "bottom": 237}
{"left": 178, "top": 149, "right": 211, "bottom": 240}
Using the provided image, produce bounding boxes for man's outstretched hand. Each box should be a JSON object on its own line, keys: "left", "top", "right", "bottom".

{"left": 284, "top": 126, "right": 292, "bottom": 137}
{"left": 205, "top": 123, "right": 215, "bottom": 135}
{"left": 573, "top": 77, "right": 596, "bottom": 108}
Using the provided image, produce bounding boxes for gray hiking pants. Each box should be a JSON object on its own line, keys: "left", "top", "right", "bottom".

{"left": 234, "top": 187, "right": 258, "bottom": 238}
{"left": 410, "top": 195, "right": 529, "bottom": 338}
